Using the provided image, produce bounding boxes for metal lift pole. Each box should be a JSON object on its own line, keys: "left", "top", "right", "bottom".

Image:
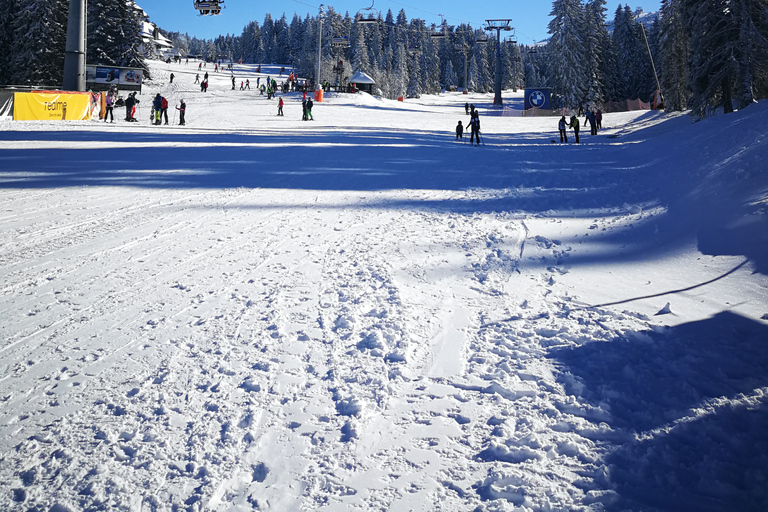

{"left": 316, "top": 4, "right": 325, "bottom": 91}
{"left": 63, "top": 0, "right": 86, "bottom": 91}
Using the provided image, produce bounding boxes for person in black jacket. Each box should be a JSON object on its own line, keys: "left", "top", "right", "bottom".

{"left": 456, "top": 120, "right": 463, "bottom": 140}
{"left": 469, "top": 111, "right": 481, "bottom": 146}
{"left": 176, "top": 99, "right": 186, "bottom": 126}
{"left": 125, "top": 92, "right": 136, "bottom": 121}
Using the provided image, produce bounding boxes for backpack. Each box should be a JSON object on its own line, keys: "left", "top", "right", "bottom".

{"left": 161, "top": 97, "right": 168, "bottom": 109}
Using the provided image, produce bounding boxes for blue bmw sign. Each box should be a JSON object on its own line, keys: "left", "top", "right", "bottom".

{"left": 524, "top": 88, "right": 550, "bottom": 110}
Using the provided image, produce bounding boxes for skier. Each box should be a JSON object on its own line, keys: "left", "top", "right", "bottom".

{"left": 194, "top": 73, "right": 200, "bottom": 84}
{"left": 170, "top": 72, "right": 174, "bottom": 84}
{"left": 464, "top": 102, "right": 469, "bottom": 115}
{"left": 204, "top": 71, "right": 209, "bottom": 82}
{"left": 278, "top": 96, "right": 284, "bottom": 116}
{"left": 198, "top": 62, "right": 202, "bottom": 70}
{"left": 232, "top": 76, "right": 236, "bottom": 90}
{"left": 104, "top": 90, "right": 114, "bottom": 123}
{"left": 176, "top": 99, "right": 186, "bottom": 126}
{"left": 569, "top": 114, "right": 580, "bottom": 143}
{"left": 301, "top": 99, "right": 307, "bottom": 121}
{"left": 469, "top": 110, "right": 481, "bottom": 146}
{"left": 455, "top": 120, "right": 463, "bottom": 140}
{"left": 558, "top": 116, "right": 568, "bottom": 143}
{"left": 306, "top": 98, "right": 314, "bottom": 120}
{"left": 595, "top": 109, "right": 602, "bottom": 130}
{"left": 585, "top": 110, "right": 597, "bottom": 135}
{"left": 240, "top": 81, "right": 244, "bottom": 90}
{"left": 161, "top": 96, "right": 169, "bottom": 125}
{"left": 124, "top": 92, "right": 138, "bottom": 122}
{"left": 152, "top": 94, "right": 163, "bottom": 125}
{"left": 245, "top": 79, "right": 250, "bottom": 90}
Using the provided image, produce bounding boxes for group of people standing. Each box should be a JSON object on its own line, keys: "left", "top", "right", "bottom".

{"left": 456, "top": 103, "right": 482, "bottom": 146}
{"left": 558, "top": 109, "right": 602, "bottom": 143}
{"left": 151, "top": 93, "right": 185, "bottom": 126}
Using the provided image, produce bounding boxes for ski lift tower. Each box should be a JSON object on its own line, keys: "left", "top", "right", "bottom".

{"left": 485, "top": 19, "right": 513, "bottom": 106}
{"left": 62, "top": 0, "right": 86, "bottom": 91}
{"left": 332, "top": 36, "right": 350, "bottom": 88}
{"left": 316, "top": 4, "right": 325, "bottom": 92}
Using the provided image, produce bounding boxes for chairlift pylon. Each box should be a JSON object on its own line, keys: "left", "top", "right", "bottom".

{"left": 356, "top": 0, "right": 379, "bottom": 24}
{"left": 193, "top": 0, "right": 223, "bottom": 16}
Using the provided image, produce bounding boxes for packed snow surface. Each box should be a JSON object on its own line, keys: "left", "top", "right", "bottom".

{"left": 1, "top": 61, "right": 767, "bottom": 512}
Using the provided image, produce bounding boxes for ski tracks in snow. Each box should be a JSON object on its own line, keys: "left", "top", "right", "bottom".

{"left": 0, "top": 186, "right": 659, "bottom": 511}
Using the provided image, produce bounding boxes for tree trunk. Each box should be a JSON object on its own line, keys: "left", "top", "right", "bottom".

{"left": 722, "top": 77, "right": 734, "bottom": 113}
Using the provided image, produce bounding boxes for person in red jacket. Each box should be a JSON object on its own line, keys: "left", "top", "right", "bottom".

{"left": 161, "top": 96, "right": 169, "bottom": 125}
{"left": 277, "top": 96, "right": 284, "bottom": 116}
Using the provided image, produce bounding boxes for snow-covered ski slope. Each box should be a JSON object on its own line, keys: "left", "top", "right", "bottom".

{"left": 1, "top": 60, "right": 767, "bottom": 512}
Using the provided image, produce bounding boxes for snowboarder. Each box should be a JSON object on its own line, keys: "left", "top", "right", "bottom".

{"left": 278, "top": 97, "right": 284, "bottom": 116}
{"left": 176, "top": 99, "right": 186, "bottom": 126}
{"left": 569, "top": 115, "right": 580, "bottom": 143}
{"left": 306, "top": 98, "right": 314, "bottom": 120}
{"left": 455, "top": 120, "right": 463, "bottom": 140}
{"left": 469, "top": 111, "right": 481, "bottom": 146}
{"left": 558, "top": 116, "right": 568, "bottom": 143}
{"left": 104, "top": 91, "right": 114, "bottom": 123}
{"left": 170, "top": 72, "right": 174, "bottom": 84}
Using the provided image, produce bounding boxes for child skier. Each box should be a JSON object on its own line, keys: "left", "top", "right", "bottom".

{"left": 456, "top": 120, "right": 463, "bottom": 140}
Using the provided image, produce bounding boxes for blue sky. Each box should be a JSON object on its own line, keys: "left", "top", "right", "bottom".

{"left": 138, "top": 0, "right": 660, "bottom": 45}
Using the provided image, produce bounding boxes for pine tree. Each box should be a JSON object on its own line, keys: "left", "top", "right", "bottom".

{"left": 582, "top": 0, "right": 609, "bottom": 107}
{"left": 10, "top": 0, "right": 67, "bottom": 85}
{"left": 0, "top": 0, "right": 16, "bottom": 83}
{"left": 548, "top": 0, "right": 588, "bottom": 108}
{"left": 351, "top": 22, "right": 371, "bottom": 73}
{"left": 441, "top": 59, "right": 458, "bottom": 90}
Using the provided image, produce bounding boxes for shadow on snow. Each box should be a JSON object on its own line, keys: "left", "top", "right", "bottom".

{"left": 550, "top": 311, "right": 768, "bottom": 512}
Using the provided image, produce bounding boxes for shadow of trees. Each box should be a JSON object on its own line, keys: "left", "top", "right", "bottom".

{"left": 550, "top": 311, "right": 768, "bottom": 511}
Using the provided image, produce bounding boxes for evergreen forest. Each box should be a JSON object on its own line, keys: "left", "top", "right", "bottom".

{"left": 0, "top": 0, "right": 766, "bottom": 117}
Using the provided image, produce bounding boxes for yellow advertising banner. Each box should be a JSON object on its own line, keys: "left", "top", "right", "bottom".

{"left": 13, "top": 92, "right": 93, "bottom": 121}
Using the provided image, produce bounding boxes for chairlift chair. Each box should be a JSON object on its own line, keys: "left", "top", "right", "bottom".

{"left": 356, "top": 0, "right": 379, "bottom": 24}
{"left": 194, "top": 0, "right": 223, "bottom": 15}
{"left": 430, "top": 14, "right": 447, "bottom": 39}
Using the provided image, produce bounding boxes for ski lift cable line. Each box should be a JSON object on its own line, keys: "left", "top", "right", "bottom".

{"left": 385, "top": 0, "right": 480, "bottom": 26}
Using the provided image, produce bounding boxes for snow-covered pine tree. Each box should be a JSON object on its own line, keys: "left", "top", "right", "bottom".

{"left": 261, "top": 14, "right": 275, "bottom": 64}
{"left": 115, "top": 1, "right": 145, "bottom": 70}
{"left": 0, "top": 0, "right": 15, "bottom": 83}
{"left": 582, "top": 0, "right": 609, "bottom": 107}
{"left": 684, "top": 0, "right": 768, "bottom": 115}
{"left": 274, "top": 14, "right": 291, "bottom": 65}
{"left": 547, "top": 0, "right": 588, "bottom": 109}
{"left": 406, "top": 50, "right": 422, "bottom": 98}
{"left": 441, "top": 59, "right": 458, "bottom": 90}
{"left": 391, "top": 42, "right": 408, "bottom": 98}
{"left": 468, "top": 42, "right": 492, "bottom": 92}
{"left": 10, "top": 0, "right": 67, "bottom": 86}
{"left": 685, "top": 0, "right": 739, "bottom": 115}
{"left": 351, "top": 22, "right": 371, "bottom": 74}
{"left": 658, "top": 0, "right": 688, "bottom": 110}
